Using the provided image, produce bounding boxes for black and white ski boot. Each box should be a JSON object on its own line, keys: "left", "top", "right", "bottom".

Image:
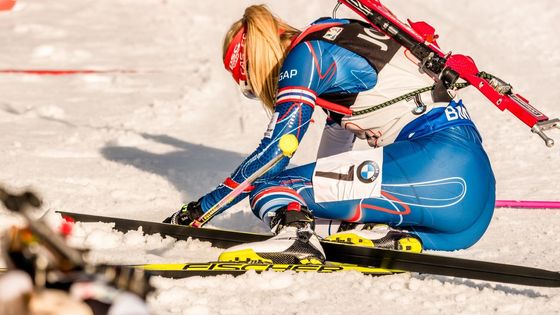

{"left": 325, "top": 223, "right": 423, "bottom": 253}
{"left": 218, "top": 203, "right": 325, "bottom": 264}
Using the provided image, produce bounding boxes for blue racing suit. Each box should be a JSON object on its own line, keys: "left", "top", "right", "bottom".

{"left": 200, "top": 18, "right": 496, "bottom": 251}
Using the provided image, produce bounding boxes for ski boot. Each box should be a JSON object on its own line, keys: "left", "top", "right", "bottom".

{"left": 325, "top": 223, "right": 423, "bottom": 253}
{"left": 218, "top": 203, "right": 325, "bottom": 264}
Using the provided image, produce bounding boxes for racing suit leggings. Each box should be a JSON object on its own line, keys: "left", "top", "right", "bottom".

{"left": 248, "top": 125, "right": 496, "bottom": 251}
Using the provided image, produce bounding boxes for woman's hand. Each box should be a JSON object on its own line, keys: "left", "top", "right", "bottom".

{"left": 163, "top": 200, "right": 204, "bottom": 225}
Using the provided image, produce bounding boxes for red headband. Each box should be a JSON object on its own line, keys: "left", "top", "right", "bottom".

{"left": 223, "top": 27, "right": 247, "bottom": 84}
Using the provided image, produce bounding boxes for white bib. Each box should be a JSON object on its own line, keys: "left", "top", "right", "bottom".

{"left": 313, "top": 149, "right": 383, "bottom": 203}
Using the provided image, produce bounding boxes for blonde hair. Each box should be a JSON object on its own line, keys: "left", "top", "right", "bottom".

{"left": 223, "top": 5, "right": 300, "bottom": 112}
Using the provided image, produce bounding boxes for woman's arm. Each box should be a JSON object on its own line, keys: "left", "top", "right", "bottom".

{"left": 198, "top": 44, "right": 321, "bottom": 214}
{"left": 199, "top": 38, "right": 376, "bottom": 214}
{"left": 199, "top": 101, "right": 314, "bottom": 213}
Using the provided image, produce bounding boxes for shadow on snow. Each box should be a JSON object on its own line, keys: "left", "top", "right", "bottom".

{"left": 100, "top": 132, "right": 269, "bottom": 232}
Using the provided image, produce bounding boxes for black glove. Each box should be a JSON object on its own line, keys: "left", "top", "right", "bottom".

{"left": 162, "top": 199, "right": 204, "bottom": 225}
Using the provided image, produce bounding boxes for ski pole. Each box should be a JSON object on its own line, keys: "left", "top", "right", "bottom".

{"left": 190, "top": 134, "right": 300, "bottom": 228}
{"left": 496, "top": 199, "right": 560, "bottom": 209}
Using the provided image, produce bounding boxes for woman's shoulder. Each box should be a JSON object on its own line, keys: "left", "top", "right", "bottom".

{"left": 304, "top": 17, "right": 370, "bottom": 33}
{"left": 285, "top": 16, "right": 372, "bottom": 66}
{"left": 288, "top": 17, "right": 372, "bottom": 54}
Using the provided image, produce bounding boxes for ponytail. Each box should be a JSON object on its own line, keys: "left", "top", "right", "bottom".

{"left": 223, "top": 5, "right": 300, "bottom": 113}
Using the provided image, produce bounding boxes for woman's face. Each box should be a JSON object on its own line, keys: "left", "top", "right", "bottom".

{"left": 239, "top": 57, "right": 257, "bottom": 99}
{"left": 224, "top": 28, "right": 257, "bottom": 99}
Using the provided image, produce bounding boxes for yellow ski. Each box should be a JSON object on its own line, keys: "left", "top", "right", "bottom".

{"left": 135, "top": 261, "right": 400, "bottom": 278}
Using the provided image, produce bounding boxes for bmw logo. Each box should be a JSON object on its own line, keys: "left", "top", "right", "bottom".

{"left": 357, "top": 160, "right": 380, "bottom": 184}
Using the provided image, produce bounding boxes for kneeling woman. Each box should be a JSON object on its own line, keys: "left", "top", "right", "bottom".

{"left": 165, "top": 5, "right": 495, "bottom": 263}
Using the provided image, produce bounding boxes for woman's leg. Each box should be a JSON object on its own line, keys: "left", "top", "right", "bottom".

{"left": 249, "top": 125, "right": 496, "bottom": 250}
{"left": 410, "top": 191, "right": 496, "bottom": 250}
{"left": 249, "top": 164, "right": 315, "bottom": 227}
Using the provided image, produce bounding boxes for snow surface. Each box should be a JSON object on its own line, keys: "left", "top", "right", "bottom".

{"left": 0, "top": 0, "right": 559, "bottom": 314}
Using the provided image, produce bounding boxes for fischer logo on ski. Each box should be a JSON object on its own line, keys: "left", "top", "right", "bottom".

{"left": 137, "top": 262, "right": 396, "bottom": 277}
{"left": 181, "top": 262, "right": 347, "bottom": 273}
